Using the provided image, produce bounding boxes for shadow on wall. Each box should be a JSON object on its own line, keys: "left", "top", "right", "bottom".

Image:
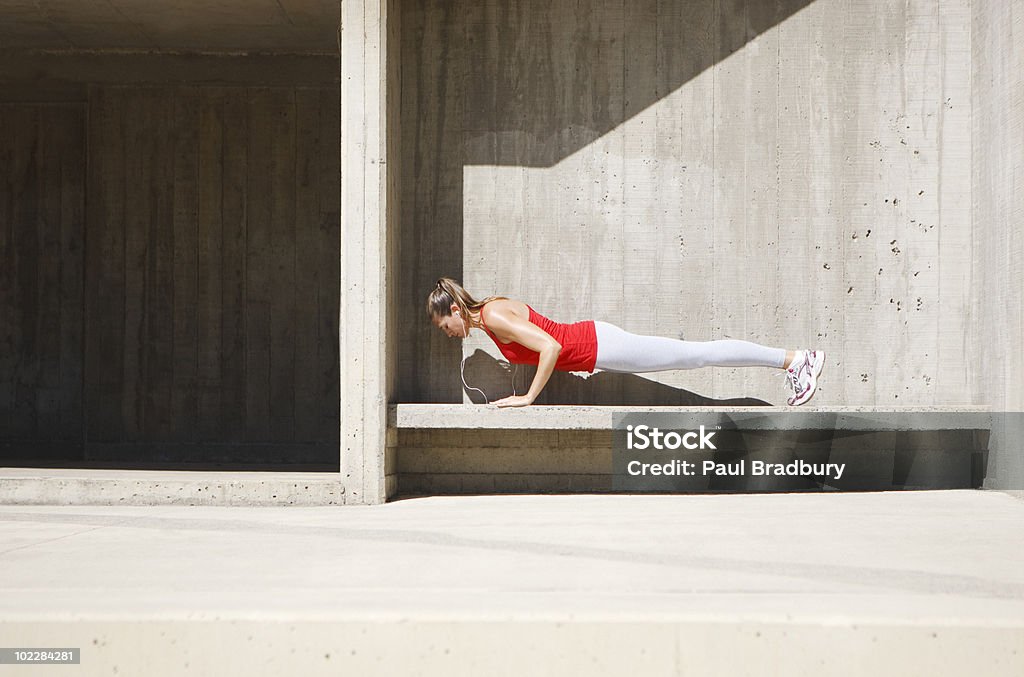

{"left": 400, "top": 0, "right": 816, "bottom": 402}
{"left": 460, "top": 350, "right": 771, "bottom": 406}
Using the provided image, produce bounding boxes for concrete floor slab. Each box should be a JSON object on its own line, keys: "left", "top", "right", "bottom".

{"left": 1, "top": 490, "right": 1022, "bottom": 674}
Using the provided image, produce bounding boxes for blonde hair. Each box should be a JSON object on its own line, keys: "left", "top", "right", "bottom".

{"left": 426, "top": 277, "right": 508, "bottom": 320}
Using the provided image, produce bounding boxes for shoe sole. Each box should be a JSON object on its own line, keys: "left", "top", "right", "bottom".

{"left": 789, "top": 351, "right": 825, "bottom": 406}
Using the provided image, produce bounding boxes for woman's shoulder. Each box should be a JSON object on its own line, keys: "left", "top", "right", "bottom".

{"left": 481, "top": 298, "right": 530, "bottom": 324}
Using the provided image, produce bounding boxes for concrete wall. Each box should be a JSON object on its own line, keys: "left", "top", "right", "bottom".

{"left": 972, "top": 0, "right": 1024, "bottom": 495}
{"left": 397, "top": 425, "right": 989, "bottom": 496}
{"left": 0, "top": 103, "right": 85, "bottom": 453}
{"left": 0, "top": 0, "right": 338, "bottom": 53}
{"left": 399, "top": 0, "right": 974, "bottom": 408}
{"left": 3, "top": 0, "right": 1020, "bottom": 502}
{"left": 0, "top": 56, "right": 342, "bottom": 469}
{"left": 399, "top": 429, "right": 611, "bottom": 494}
{"left": 339, "top": 0, "right": 404, "bottom": 502}
{"left": 385, "top": 0, "right": 404, "bottom": 499}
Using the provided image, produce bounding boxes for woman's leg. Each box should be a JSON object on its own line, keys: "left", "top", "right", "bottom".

{"left": 593, "top": 321, "right": 787, "bottom": 373}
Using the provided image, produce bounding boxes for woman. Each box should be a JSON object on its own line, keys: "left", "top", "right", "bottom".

{"left": 427, "top": 277, "right": 824, "bottom": 408}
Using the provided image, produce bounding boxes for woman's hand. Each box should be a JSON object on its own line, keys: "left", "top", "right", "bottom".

{"left": 491, "top": 395, "right": 535, "bottom": 408}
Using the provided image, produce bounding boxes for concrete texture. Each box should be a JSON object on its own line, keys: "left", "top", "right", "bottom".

{"left": 0, "top": 469, "right": 346, "bottom": 506}
{"left": 0, "top": 53, "right": 339, "bottom": 92}
{"left": 391, "top": 0, "right": 1024, "bottom": 502}
{"left": 972, "top": 0, "right": 1024, "bottom": 496}
{"left": 340, "top": 0, "right": 402, "bottom": 504}
{"left": 392, "top": 406, "right": 995, "bottom": 497}
{"left": 396, "top": 425, "right": 992, "bottom": 496}
{"left": 0, "top": 80, "right": 341, "bottom": 468}
{"left": 1, "top": 491, "right": 1023, "bottom": 675}
{"left": 0, "top": 0, "right": 338, "bottom": 53}
{"left": 391, "top": 404, "right": 992, "bottom": 429}
{"left": 0, "top": 0, "right": 1020, "bottom": 507}
{"left": 401, "top": 0, "right": 974, "bottom": 408}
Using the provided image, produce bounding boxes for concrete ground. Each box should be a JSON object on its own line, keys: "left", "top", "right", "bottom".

{"left": 1, "top": 490, "right": 1023, "bottom": 676}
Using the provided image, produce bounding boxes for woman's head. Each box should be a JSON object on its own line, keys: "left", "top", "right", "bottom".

{"left": 427, "top": 277, "right": 507, "bottom": 338}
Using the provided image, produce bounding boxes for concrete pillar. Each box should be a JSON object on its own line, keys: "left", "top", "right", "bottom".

{"left": 340, "top": 0, "right": 399, "bottom": 504}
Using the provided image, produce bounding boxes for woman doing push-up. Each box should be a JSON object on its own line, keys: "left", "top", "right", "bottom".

{"left": 427, "top": 277, "right": 824, "bottom": 408}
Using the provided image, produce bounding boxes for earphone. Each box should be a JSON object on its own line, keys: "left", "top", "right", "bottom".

{"left": 454, "top": 309, "right": 519, "bottom": 404}
{"left": 460, "top": 355, "right": 519, "bottom": 405}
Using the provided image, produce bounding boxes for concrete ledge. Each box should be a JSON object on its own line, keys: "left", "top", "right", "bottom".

{"left": 0, "top": 469, "right": 346, "bottom": 506}
{"left": 392, "top": 406, "right": 994, "bottom": 494}
{"left": 391, "top": 404, "right": 992, "bottom": 430}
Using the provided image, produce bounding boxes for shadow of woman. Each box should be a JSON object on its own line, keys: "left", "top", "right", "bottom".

{"left": 459, "top": 349, "right": 773, "bottom": 407}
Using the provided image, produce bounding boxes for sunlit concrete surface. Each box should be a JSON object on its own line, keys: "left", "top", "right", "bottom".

{"left": 1, "top": 490, "right": 1022, "bottom": 675}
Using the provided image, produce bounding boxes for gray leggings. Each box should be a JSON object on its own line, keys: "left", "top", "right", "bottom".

{"left": 593, "top": 321, "right": 786, "bottom": 373}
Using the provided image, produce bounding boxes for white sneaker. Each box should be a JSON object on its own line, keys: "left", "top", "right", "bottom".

{"left": 785, "top": 350, "right": 825, "bottom": 406}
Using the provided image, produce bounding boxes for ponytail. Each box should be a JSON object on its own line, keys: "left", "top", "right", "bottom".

{"left": 426, "top": 277, "right": 508, "bottom": 319}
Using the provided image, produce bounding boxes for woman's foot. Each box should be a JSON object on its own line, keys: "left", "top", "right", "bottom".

{"left": 785, "top": 350, "right": 825, "bottom": 406}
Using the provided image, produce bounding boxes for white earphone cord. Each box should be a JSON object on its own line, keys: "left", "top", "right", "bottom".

{"left": 455, "top": 308, "right": 520, "bottom": 404}
{"left": 460, "top": 357, "right": 519, "bottom": 405}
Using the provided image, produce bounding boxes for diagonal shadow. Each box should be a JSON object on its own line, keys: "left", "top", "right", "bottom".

{"left": 399, "top": 0, "right": 817, "bottom": 402}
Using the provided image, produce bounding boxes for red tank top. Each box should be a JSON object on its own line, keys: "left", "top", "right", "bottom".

{"left": 480, "top": 303, "right": 598, "bottom": 373}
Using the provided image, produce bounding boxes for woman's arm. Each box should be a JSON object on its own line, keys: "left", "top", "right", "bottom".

{"left": 482, "top": 306, "right": 561, "bottom": 407}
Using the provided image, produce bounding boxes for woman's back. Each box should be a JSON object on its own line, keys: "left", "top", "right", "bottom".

{"left": 479, "top": 300, "right": 598, "bottom": 373}
{"left": 479, "top": 299, "right": 530, "bottom": 342}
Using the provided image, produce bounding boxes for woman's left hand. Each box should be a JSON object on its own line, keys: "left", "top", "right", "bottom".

{"left": 491, "top": 395, "right": 534, "bottom": 408}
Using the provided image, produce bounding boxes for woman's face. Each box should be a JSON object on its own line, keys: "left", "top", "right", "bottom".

{"left": 432, "top": 310, "right": 466, "bottom": 338}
